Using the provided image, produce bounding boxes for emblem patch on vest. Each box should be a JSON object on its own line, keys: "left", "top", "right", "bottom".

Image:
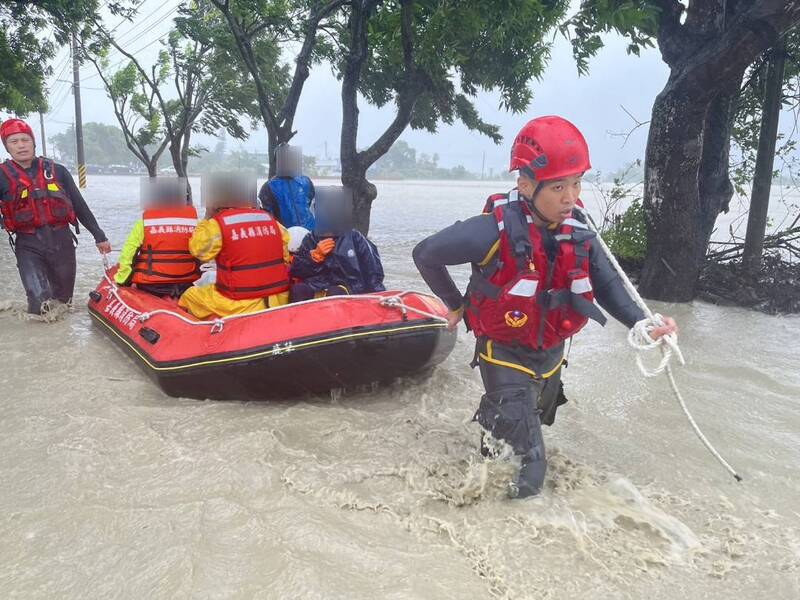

{"left": 504, "top": 310, "right": 528, "bottom": 328}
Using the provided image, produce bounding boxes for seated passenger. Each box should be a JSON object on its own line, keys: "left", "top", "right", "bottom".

{"left": 258, "top": 143, "right": 316, "bottom": 229}
{"left": 178, "top": 174, "right": 291, "bottom": 319}
{"left": 289, "top": 186, "right": 384, "bottom": 302}
{"left": 115, "top": 177, "right": 199, "bottom": 297}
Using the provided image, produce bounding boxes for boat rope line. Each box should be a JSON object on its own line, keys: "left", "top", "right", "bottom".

{"left": 577, "top": 206, "right": 742, "bottom": 482}
{"left": 99, "top": 256, "right": 448, "bottom": 333}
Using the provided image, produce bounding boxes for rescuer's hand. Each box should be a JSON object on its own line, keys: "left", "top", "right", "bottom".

{"left": 96, "top": 240, "right": 112, "bottom": 254}
{"left": 446, "top": 307, "right": 464, "bottom": 332}
{"left": 649, "top": 316, "right": 678, "bottom": 340}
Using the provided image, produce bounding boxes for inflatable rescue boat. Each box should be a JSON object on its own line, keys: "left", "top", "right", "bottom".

{"left": 87, "top": 271, "right": 456, "bottom": 400}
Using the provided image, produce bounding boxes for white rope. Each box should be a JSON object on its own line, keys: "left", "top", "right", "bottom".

{"left": 627, "top": 313, "right": 685, "bottom": 377}
{"left": 578, "top": 206, "right": 742, "bottom": 482}
{"left": 379, "top": 295, "right": 448, "bottom": 323}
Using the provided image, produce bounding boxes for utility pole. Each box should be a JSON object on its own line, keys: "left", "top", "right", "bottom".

{"left": 38, "top": 112, "right": 47, "bottom": 157}
{"left": 481, "top": 151, "right": 486, "bottom": 180}
{"left": 71, "top": 30, "right": 87, "bottom": 188}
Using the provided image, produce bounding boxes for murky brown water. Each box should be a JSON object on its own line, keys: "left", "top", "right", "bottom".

{"left": 1, "top": 177, "right": 799, "bottom": 599}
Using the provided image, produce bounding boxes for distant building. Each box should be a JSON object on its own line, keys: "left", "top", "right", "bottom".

{"left": 314, "top": 156, "right": 341, "bottom": 176}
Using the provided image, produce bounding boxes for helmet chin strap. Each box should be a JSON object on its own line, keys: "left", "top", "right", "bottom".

{"left": 521, "top": 180, "right": 552, "bottom": 225}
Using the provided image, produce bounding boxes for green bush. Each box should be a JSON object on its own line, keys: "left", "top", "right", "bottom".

{"left": 603, "top": 199, "right": 647, "bottom": 260}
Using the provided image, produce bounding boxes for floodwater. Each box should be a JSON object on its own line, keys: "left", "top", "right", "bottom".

{"left": 1, "top": 177, "right": 798, "bottom": 599}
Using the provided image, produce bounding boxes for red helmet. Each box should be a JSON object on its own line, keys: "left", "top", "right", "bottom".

{"left": 1, "top": 119, "right": 35, "bottom": 145}
{"left": 509, "top": 116, "right": 590, "bottom": 181}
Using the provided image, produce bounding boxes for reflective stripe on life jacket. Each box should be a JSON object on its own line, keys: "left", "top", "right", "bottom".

{"left": 482, "top": 189, "right": 586, "bottom": 216}
{"left": 132, "top": 206, "right": 200, "bottom": 285}
{"left": 465, "top": 201, "right": 607, "bottom": 350}
{"left": 0, "top": 158, "right": 76, "bottom": 233}
{"left": 213, "top": 208, "right": 290, "bottom": 300}
{"left": 482, "top": 189, "right": 521, "bottom": 214}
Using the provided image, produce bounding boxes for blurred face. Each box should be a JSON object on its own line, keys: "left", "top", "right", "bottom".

{"left": 518, "top": 173, "right": 582, "bottom": 223}
{"left": 4, "top": 133, "right": 35, "bottom": 164}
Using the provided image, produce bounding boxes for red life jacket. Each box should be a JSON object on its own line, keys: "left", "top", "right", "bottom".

{"left": 0, "top": 158, "right": 77, "bottom": 233}
{"left": 132, "top": 206, "right": 200, "bottom": 285}
{"left": 213, "top": 208, "right": 290, "bottom": 300}
{"left": 465, "top": 199, "right": 606, "bottom": 350}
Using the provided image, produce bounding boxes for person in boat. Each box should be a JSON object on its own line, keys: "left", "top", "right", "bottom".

{"left": 412, "top": 115, "right": 678, "bottom": 499}
{"left": 286, "top": 226, "right": 310, "bottom": 256}
{"left": 289, "top": 186, "right": 384, "bottom": 302}
{"left": 0, "top": 118, "right": 111, "bottom": 314}
{"left": 114, "top": 177, "right": 200, "bottom": 298}
{"left": 258, "top": 143, "right": 316, "bottom": 230}
{"left": 178, "top": 174, "right": 291, "bottom": 319}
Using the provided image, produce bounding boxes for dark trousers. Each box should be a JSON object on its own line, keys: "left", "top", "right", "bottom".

{"left": 135, "top": 282, "right": 194, "bottom": 298}
{"left": 13, "top": 227, "right": 77, "bottom": 314}
{"left": 290, "top": 282, "right": 349, "bottom": 303}
{"left": 476, "top": 338, "right": 565, "bottom": 426}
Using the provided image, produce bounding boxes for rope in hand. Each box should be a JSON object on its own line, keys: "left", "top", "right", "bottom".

{"left": 579, "top": 206, "right": 742, "bottom": 482}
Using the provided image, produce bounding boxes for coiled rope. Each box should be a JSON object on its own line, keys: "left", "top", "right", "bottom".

{"left": 578, "top": 207, "right": 742, "bottom": 482}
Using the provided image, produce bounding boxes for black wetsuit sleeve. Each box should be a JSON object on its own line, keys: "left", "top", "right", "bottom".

{"left": 589, "top": 237, "right": 646, "bottom": 328}
{"left": 412, "top": 214, "right": 499, "bottom": 311}
{"left": 58, "top": 165, "right": 106, "bottom": 243}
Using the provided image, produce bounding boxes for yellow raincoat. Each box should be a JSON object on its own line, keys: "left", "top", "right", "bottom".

{"left": 178, "top": 218, "right": 291, "bottom": 319}
{"left": 114, "top": 220, "right": 145, "bottom": 284}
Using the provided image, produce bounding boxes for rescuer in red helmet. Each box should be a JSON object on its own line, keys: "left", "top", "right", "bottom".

{"left": 413, "top": 116, "right": 677, "bottom": 498}
{"left": 0, "top": 118, "right": 111, "bottom": 314}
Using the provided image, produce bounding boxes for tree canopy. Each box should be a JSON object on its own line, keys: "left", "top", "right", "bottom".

{"left": 0, "top": 0, "right": 132, "bottom": 114}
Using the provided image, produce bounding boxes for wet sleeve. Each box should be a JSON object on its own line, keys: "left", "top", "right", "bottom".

{"left": 412, "top": 214, "right": 499, "bottom": 311}
{"left": 354, "top": 233, "right": 385, "bottom": 292}
{"left": 59, "top": 165, "right": 107, "bottom": 243}
{"left": 188, "top": 219, "right": 222, "bottom": 263}
{"left": 114, "top": 220, "right": 144, "bottom": 285}
{"left": 290, "top": 235, "right": 323, "bottom": 280}
{"left": 258, "top": 181, "right": 279, "bottom": 220}
{"left": 589, "top": 238, "right": 646, "bottom": 329}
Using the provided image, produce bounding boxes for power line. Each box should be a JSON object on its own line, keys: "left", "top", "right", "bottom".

{"left": 79, "top": 2, "right": 181, "bottom": 84}
{"left": 115, "top": 1, "right": 178, "bottom": 46}
{"left": 106, "top": 0, "right": 154, "bottom": 37}
{"left": 99, "top": 1, "right": 180, "bottom": 64}
{"left": 46, "top": 0, "right": 181, "bottom": 115}
{"left": 81, "top": 28, "right": 173, "bottom": 83}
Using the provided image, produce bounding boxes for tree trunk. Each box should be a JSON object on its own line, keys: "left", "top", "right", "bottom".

{"left": 743, "top": 41, "right": 787, "bottom": 271}
{"left": 341, "top": 160, "right": 377, "bottom": 235}
{"left": 639, "top": 83, "right": 740, "bottom": 301}
{"left": 698, "top": 86, "right": 738, "bottom": 251}
{"left": 639, "top": 0, "right": 800, "bottom": 301}
{"left": 639, "top": 86, "right": 709, "bottom": 301}
{"left": 267, "top": 130, "right": 278, "bottom": 178}
{"left": 337, "top": 0, "right": 417, "bottom": 236}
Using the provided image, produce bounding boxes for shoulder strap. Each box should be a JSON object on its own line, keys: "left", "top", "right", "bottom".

{"left": 498, "top": 202, "right": 533, "bottom": 268}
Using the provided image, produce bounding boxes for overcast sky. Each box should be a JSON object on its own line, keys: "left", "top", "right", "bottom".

{"left": 8, "top": 1, "right": 787, "bottom": 176}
